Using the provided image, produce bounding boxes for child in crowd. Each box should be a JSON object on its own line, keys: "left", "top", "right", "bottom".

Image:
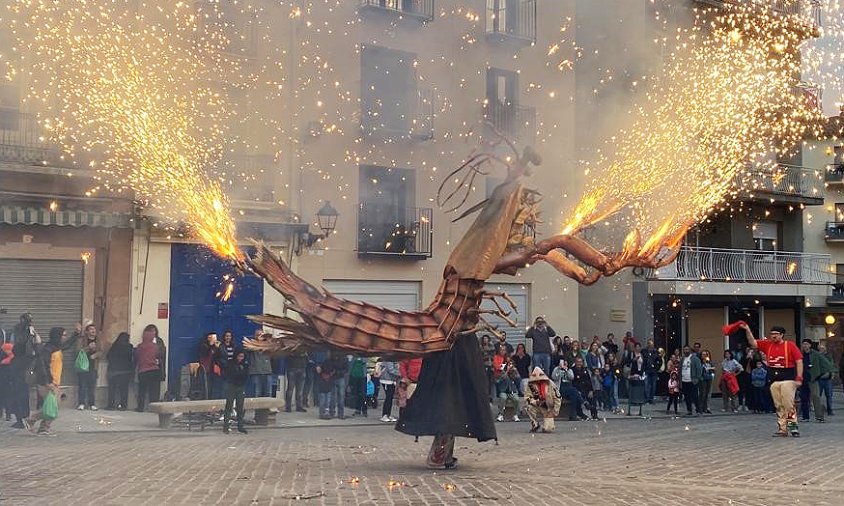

{"left": 601, "top": 362, "right": 618, "bottom": 413}
{"left": 590, "top": 368, "right": 604, "bottom": 410}
{"left": 666, "top": 362, "right": 680, "bottom": 415}
{"left": 750, "top": 360, "right": 769, "bottom": 414}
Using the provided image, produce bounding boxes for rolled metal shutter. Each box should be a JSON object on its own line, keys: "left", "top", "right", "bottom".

{"left": 322, "top": 280, "right": 420, "bottom": 311}
{"left": 480, "top": 282, "right": 529, "bottom": 345}
{"left": 0, "top": 259, "right": 83, "bottom": 385}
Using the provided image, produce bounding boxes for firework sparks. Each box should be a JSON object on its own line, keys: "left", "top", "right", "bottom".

{"left": 563, "top": 1, "right": 842, "bottom": 257}
{"left": 9, "top": 0, "right": 244, "bottom": 263}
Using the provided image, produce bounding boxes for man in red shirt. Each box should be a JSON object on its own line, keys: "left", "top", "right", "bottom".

{"left": 742, "top": 324, "right": 803, "bottom": 437}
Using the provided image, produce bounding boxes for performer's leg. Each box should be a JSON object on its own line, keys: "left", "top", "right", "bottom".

{"left": 770, "top": 381, "right": 786, "bottom": 433}
{"left": 426, "top": 434, "right": 456, "bottom": 469}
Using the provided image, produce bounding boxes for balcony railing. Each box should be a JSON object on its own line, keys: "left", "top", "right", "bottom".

{"left": 648, "top": 246, "right": 833, "bottom": 284}
{"left": 357, "top": 203, "right": 433, "bottom": 259}
{"left": 734, "top": 164, "right": 823, "bottom": 201}
{"left": 0, "top": 111, "right": 66, "bottom": 166}
{"left": 825, "top": 222, "right": 844, "bottom": 242}
{"left": 482, "top": 102, "right": 536, "bottom": 145}
{"left": 359, "top": 0, "right": 435, "bottom": 21}
{"left": 695, "top": 0, "right": 821, "bottom": 30}
{"left": 791, "top": 82, "right": 823, "bottom": 112}
{"left": 486, "top": 0, "right": 536, "bottom": 45}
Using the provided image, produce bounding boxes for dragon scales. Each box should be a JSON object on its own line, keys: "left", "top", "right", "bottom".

{"left": 244, "top": 143, "right": 683, "bottom": 358}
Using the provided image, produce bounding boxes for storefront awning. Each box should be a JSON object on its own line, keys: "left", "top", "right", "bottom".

{"left": 0, "top": 205, "right": 134, "bottom": 228}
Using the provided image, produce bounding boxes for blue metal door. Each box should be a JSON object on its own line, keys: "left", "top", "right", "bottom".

{"left": 168, "top": 244, "right": 263, "bottom": 388}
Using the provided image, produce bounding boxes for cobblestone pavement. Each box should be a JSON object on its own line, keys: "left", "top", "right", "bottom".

{"left": 1, "top": 403, "right": 843, "bottom": 505}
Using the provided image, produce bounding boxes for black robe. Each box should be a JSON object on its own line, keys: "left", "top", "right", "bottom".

{"left": 395, "top": 334, "right": 497, "bottom": 442}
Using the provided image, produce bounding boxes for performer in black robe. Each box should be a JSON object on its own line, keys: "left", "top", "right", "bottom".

{"left": 395, "top": 333, "right": 496, "bottom": 468}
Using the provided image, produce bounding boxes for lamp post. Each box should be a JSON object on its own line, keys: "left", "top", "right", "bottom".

{"left": 296, "top": 201, "right": 339, "bottom": 255}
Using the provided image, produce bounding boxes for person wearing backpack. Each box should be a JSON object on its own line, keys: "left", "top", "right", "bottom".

{"left": 349, "top": 355, "right": 368, "bottom": 417}
{"left": 10, "top": 313, "right": 39, "bottom": 429}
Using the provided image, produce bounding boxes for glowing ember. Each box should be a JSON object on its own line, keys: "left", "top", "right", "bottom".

{"left": 49, "top": 200, "right": 58, "bottom": 212}
{"left": 346, "top": 476, "right": 361, "bottom": 486}
{"left": 80, "top": 252, "right": 92, "bottom": 265}
{"left": 9, "top": 0, "right": 244, "bottom": 263}
{"left": 217, "top": 275, "right": 235, "bottom": 302}
{"left": 443, "top": 483, "right": 457, "bottom": 492}
{"left": 564, "top": 1, "right": 842, "bottom": 256}
{"left": 386, "top": 480, "right": 406, "bottom": 490}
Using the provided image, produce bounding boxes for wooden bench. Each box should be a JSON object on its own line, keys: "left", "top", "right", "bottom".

{"left": 149, "top": 398, "right": 285, "bottom": 429}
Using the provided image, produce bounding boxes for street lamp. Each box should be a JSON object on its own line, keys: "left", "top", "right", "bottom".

{"left": 316, "top": 201, "right": 339, "bottom": 237}
{"left": 296, "top": 201, "right": 339, "bottom": 255}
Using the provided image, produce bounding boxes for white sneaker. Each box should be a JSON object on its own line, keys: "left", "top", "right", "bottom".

{"left": 513, "top": 415, "right": 521, "bottom": 422}
{"left": 90, "top": 406, "right": 98, "bottom": 411}
{"left": 388, "top": 416, "right": 397, "bottom": 422}
{"left": 380, "top": 415, "right": 391, "bottom": 422}
{"left": 496, "top": 414, "right": 504, "bottom": 422}
{"left": 77, "top": 404, "right": 85, "bottom": 411}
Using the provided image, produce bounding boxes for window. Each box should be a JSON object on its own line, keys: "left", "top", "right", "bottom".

{"left": 361, "top": 45, "right": 417, "bottom": 136}
{"left": 358, "top": 166, "right": 431, "bottom": 258}
{"left": 486, "top": 68, "right": 519, "bottom": 107}
{"left": 486, "top": 0, "right": 537, "bottom": 43}
{"left": 752, "top": 220, "right": 779, "bottom": 251}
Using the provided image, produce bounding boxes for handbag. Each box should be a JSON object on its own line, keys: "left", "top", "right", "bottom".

{"left": 75, "top": 350, "right": 90, "bottom": 372}
{"left": 42, "top": 391, "right": 59, "bottom": 420}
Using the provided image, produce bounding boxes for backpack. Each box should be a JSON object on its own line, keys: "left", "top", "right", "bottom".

{"left": 751, "top": 367, "right": 767, "bottom": 388}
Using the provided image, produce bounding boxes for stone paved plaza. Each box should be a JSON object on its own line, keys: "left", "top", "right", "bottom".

{"left": 1, "top": 403, "right": 843, "bottom": 505}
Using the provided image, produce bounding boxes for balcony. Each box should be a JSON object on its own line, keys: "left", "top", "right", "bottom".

{"left": 482, "top": 102, "right": 536, "bottom": 145}
{"left": 0, "top": 111, "right": 70, "bottom": 169}
{"left": 357, "top": 203, "right": 433, "bottom": 259}
{"left": 359, "top": 0, "right": 434, "bottom": 22}
{"left": 648, "top": 246, "right": 833, "bottom": 284}
{"left": 486, "top": 0, "right": 536, "bottom": 46}
{"left": 694, "top": 0, "right": 821, "bottom": 35}
{"left": 733, "top": 164, "right": 823, "bottom": 204}
{"left": 362, "top": 87, "right": 435, "bottom": 141}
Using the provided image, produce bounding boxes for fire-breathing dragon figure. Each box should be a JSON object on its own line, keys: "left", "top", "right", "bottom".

{"left": 244, "top": 138, "right": 686, "bottom": 357}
